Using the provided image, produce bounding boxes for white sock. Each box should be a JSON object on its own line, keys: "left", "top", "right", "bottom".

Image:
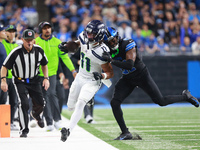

{"left": 69, "top": 100, "right": 86, "bottom": 131}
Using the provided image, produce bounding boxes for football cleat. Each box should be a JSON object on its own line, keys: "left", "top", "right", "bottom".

{"left": 61, "top": 127, "right": 70, "bottom": 142}
{"left": 114, "top": 132, "right": 133, "bottom": 140}
{"left": 30, "top": 111, "right": 44, "bottom": 128}
{"left": 182, "top": 89, "right": 199, "bottom": 107}
{"left": 20, "top": 132, "right": 27, "bottom": 138}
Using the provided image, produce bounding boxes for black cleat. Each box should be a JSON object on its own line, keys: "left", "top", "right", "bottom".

{"left": 61, "top": 127, "right": 70, "bottom": 142}
{"left": 20, "top": 132, "right": 27, "bottom": 138}
{"left": 182, "top": 89, "right": 199, "bottom": 107}
{"left": 132, "top": 132, "right": 142, "bottom": 140}
{"left": 30, "top": 111, "right": 44, "bottom": 128}
{"left": 114, "top": 132, "right": 133, "bottom": 140}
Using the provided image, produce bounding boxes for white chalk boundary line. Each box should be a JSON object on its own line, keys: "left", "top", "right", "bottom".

{"left": 0, "top": 116, "right": 118, "bottom": 150}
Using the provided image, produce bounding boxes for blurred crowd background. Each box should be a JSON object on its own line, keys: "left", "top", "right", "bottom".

{"left": 1, "top": 0, "right": 200, "bottom": 56}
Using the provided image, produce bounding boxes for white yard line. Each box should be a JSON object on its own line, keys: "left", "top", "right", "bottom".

{"left": 0, "top": 117, "right": 118, "bottom": 150}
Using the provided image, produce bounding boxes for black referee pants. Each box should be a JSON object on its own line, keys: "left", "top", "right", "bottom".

{"left": 15, "top": 82, "right": 45, "bottom": 134}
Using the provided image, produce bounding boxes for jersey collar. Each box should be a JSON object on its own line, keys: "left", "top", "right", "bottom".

{"left": 22, "top": 45, "right": 35, "bottom": 54}
{"left": 39, "top": 34, "right": 53, "bottom": 41}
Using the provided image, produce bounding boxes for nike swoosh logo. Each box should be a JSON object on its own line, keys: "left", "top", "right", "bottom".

{"left": 120, "top": 136, "right": 127, "bottom": 140}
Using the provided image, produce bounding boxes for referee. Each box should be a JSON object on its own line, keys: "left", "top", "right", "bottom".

{"left": 0, "top": 29, "right": 50, "bottom": 138}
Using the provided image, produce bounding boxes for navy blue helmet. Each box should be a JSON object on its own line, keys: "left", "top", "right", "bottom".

{"left": 84, "top": 20, "right": 105, "bottom": 43}
{"left": 104, "top": 27, "right": 119, "bottom": 50}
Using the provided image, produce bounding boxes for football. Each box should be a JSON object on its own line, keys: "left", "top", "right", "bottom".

{"left": 66, "top": 41, "right": 79, "bottom": 53}
{"left": 59, "top": 41, "right": 79, "bottom": 53}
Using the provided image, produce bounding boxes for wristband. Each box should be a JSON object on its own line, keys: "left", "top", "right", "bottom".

{"left": 72, "top": 70, "right": 77, "bottom": 74}
{"left": 102, "top": 73, "right": 107, "bottom": 79}
{"left": 44, "top": 77, "right": 49, "bottom": 80}
{"left": 1, "top": 76, "right": 6, "bottom": 79}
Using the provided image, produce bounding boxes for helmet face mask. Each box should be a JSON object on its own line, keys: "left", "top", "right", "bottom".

{"left": 84, "top": 20, "right": 105, "bottom": 44}
{"left": 104, "top": 27, "right": 119, "bottom": 50}
{"left": 107, "top": 37, "right": 119, "bottom": 50}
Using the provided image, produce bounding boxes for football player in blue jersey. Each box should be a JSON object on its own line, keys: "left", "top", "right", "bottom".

{"left": 103, "top": 27, "right": 199, "bottom": 140}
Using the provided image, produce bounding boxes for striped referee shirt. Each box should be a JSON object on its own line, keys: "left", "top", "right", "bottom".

{"left": 3, "top": 44, "right": 48, "bottom": 79}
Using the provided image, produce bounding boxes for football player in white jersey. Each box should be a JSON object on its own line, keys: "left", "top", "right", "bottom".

{"left": 58, "top": 20, "right": 114, "bottom": 142}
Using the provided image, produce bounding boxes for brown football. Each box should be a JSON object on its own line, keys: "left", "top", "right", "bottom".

{"left": 66, "top": 41, "right": 79, "bottom": 53}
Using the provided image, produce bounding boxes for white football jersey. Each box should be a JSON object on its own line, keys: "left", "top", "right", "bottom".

{"left": 78, "top": 32, "right": 110, "bottom": 78}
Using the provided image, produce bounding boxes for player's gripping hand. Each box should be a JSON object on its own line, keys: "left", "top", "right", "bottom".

{"left": 102, "top": 51, "right": 112, "bottom": 62}
{"left": 93, "top": 72, "right": 103, "bottom": 80}
{"left": 58, "top": 42, "right": 68, "bottom": 53}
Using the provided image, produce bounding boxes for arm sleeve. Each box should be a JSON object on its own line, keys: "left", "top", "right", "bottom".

{"left": 3, "top": 51, "right": 16, "bottom": 69}
{"left": 57, "top": 59, "right": 63, "bottom": 75}
{"left": 59, "top": 50, "right": 75, "bottom": 71}
{"left": 111, "top": 59, "right": 134, "bottom": 70}
{"left": 70, "top": 48, "right": 80, "bottom": 70}
{"left": 40, "top": 49, "right": 48, "bottom": 66}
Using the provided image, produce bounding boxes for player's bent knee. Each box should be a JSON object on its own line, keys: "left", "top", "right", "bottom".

{"left": 152, "top": 97, "right": 168, "bottom": 106}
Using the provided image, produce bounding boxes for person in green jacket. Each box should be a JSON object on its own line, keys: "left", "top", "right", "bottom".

{"left": 2, "top": 25, "right": 19, "bottom": 131}
{"left": 35, "top": 21, "right": 77, "bottom": 131}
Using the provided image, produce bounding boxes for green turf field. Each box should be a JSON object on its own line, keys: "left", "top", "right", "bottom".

{"left": 62, "top": 106, "right": 200, "bottom": 150}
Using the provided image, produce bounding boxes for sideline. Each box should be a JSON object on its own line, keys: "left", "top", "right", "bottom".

{"left": 0, "top": 117, "right": 118, "bottom": 150}
{"left": 63, "top": 102, "right": 193, "bottom": 110}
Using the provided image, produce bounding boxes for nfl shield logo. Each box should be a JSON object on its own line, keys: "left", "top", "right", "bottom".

{"left": 28, "top": 32, "right": 32, "bottom": 36}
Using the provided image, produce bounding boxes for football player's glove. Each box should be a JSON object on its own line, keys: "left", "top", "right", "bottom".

{"left": 102, "top": 51, "right": 112, "bottom": 62}
{"left": 93, "top": 72, "right": 103, "bottom": 80}
{"left": 58, "top": 42, "right": 68, "bottom": 52}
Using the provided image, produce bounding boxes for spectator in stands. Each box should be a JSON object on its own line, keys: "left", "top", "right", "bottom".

{"left": 132, "top": 28, "right": 145, "bottom": 53}
{"left": 164, "top": 21, "right": 179, "bottom": 43}
{"left": 155, "top": 19, "right": 165, "bottom": 38}
{"left": 188, "top": 2, "right": 200, "bottom": 22}
{"left": 191, "top": 36, "right": 200, "bottom": 55}
{"left": 141, "top": 24, "right": 152, "bottom": 38}
{"left": 117, "top": 20, "right": 132, "bottom": 39}
{"left": 22, "top": 1, "right": 38, "bottom": 28}
{"left": 180, "top": 36, "right": 192, "bottom": 54}
{"left": 101, "top": 0, "right": 117, "bottom": 18}
{"left": 77, "top": 17, "right": 91, "bottom": 36}
{"left": 155, "top": 36, "right": 169, "bottom": 55}
{"left": 9, "top": 8, "right": 28, "bottom": 35}
{"left": 70, "top": 21, "right": 78, "bottom": 40}
{"left": 0, "top": 6, "right": 7, "bottom": 25}
{"left": 139, "top": 11, "right": 155, "bottom": 32}
{"left": 189, "top": 18, "right": 200, "bottom": 44}
{"left": 145, "top": 32, "right": 157, "bottom": 55}
{"left": 57, "top": 25, "right": 71, "bottom": 42}
{"left": 45, "top": 0, "right": 64, "bottom": 19}
{"left": 4, "top": 3, "right": 14, "bottom": 24}
{"left": 180, "top": 18, "right": 191, "bottom": 46}
{"left": 51, "top": 6, "right": 65, "bottom": 32}
{"left": 65, "top": 4, "right": 80, "bottom": 25}
{"left": 129, "top": 4, "right": 139, "bottom": 23}
{"left": 168, "top": 35, "right": 180, "bottom": 54}
{"left": 130, "top": 21, "right": 138, "bottom": 38}
{"left": 77, "top": 0, "right": 90, "bottom": 18}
